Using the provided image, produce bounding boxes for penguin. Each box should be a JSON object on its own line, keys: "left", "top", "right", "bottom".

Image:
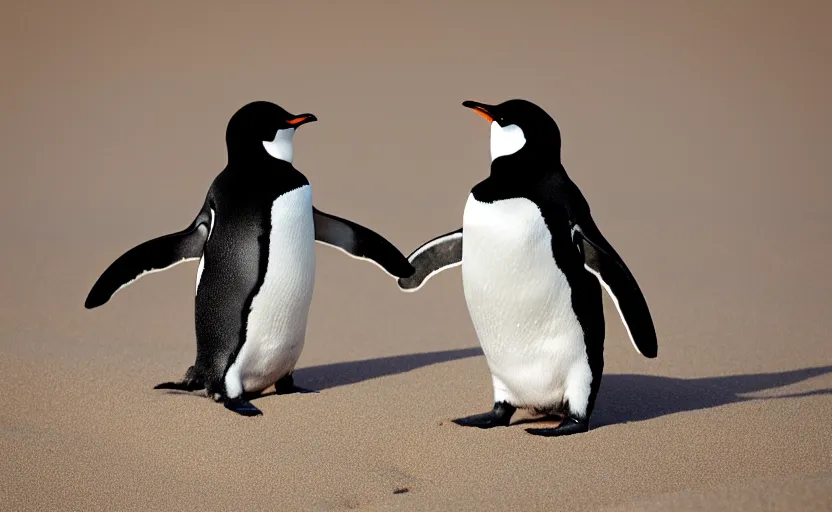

{"left": 398, "top": 99, "right": 657, "bottom": 436}
{"left": 85, "top": 101, "right": 415, "bottom": 416}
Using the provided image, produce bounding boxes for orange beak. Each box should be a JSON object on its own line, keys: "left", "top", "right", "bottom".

{"left": 286, "top": 113, "right": 318, "bottom": 126}
{"left": 462, "top": 100, "right": 495, "bottom": 122}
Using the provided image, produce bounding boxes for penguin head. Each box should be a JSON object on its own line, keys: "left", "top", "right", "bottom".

{"left": 462, "top": 99, "right": 561, "bottom": 161}
{"left": 225, "top": 101, "right": 317, "bottom": 164}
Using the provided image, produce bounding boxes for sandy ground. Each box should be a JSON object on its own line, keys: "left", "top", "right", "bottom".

{"left": 1, "top": 1, "right": 830, "bottom": 510}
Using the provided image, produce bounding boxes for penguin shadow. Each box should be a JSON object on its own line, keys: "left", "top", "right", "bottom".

{"left": 258, "top": 347, "right": 485, "bottom": 397}
{"left": 591, "top": 365, "right": 832, "bottom": 428}
{"left": 251, "top": 353, "right": 830, "bottom": 429}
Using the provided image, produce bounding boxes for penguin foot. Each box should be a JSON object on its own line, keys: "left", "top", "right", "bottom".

{"left": 452, "top": 402, "right": 516, "bottom": 429}
{"left": 525, "top": 416, "right": 588, "bottom": 437}
{"left": 153, "top": 366, "right": 204, "bottom": 392}
{"left": 153, "top": 379, "right": 204, "bottom": 392}
{"left": 272, "top": 374, "right": 318, "bottom": 395}
{"left": 223, "top": 398, "right": 263, "bottom": 417}
{"left": 274, "top": 374, "right": 297, "bottom": 394}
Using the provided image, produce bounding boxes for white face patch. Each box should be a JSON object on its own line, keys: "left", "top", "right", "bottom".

{"left": 262, "top": 127, "right": 295, "bottom": 163}
{"left": 490, "top": 122, "right": 526, "bottom": 161}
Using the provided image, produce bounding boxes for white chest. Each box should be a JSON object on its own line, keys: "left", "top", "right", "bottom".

{"left": 224, "top": 185, "right": 316, "bottom": 397}
{"left": 461, "top": 194, "right": 589, "bottom": 408}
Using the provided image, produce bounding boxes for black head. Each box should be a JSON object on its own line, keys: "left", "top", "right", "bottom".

{"left": 462, "top": 99, "right": 561, "bottom": 160}
{"left": 225, "top": 101, "right": 317, "bottom": 162}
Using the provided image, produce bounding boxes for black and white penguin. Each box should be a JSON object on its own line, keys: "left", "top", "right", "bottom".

{"left": 398, "top": 99, "right": 657, "bottom": 436}
{"left": 85, "top": 101, "right": 414, "bottom": 416}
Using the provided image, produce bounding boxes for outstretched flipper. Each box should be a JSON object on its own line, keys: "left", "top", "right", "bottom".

{"left": 397, "top": 229, "right": 463, "bottom": 292}
{"left": 573, "top": 219, "right": 657, "bottom": 358}
{"left": 312, "top": 207, "right": 414, "bottom": 278}
{"left": 85, "top": 203, "right": 213, "bottom": 309}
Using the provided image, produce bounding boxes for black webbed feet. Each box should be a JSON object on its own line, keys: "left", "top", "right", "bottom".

{"left": 452, "top": 402, "right": 516, "bottom": 429}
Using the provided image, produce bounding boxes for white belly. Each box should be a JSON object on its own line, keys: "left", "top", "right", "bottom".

{"left": 461, "top": 194, "right": 591, "bottom": 414}
{"left": 224, "top": 185, "right": 316, "bottom": 397}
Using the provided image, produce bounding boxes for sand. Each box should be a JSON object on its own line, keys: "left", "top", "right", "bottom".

{"left": 1, "top": 1, "right": 830, "bottom": 510}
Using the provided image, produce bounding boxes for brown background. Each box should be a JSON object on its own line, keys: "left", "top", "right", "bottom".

{"left": 1, "top": 1, "right": 830, "bottom": 511}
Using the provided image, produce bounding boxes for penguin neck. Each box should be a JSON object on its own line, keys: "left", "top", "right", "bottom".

{"left": 490, "top": 145, "right": 558, "bottom": 173}
{"left": 488, "top": 148, "right": 564, "bottom": 197}
{"left": 479, "top": 123, "right": 566, "bottom": 200}
{"left": 488, "top": 123, "right": 563, "bottom": 181}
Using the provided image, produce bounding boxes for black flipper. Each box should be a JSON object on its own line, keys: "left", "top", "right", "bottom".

{"left": 313, "top": 207, "right": 415, "bottom": 279}
{"left": 573, "top": 219, "right": 657, "bottom": 358}
{"left": 85, "top": 202, "right": 213, "bottom": 309}
{"left": 397, "top": 229, "right": 463, "bottom": 292}
{"left": 452, "top": 402, "right": 516, "bottom": 429}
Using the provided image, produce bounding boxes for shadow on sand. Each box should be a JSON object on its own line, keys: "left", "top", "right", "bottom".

{"left": 292, "top": 347, "right": 484, "bottom": 391}
{"left": 592, "top": 365, "right": 832, "bottom": 427}
{"left": 289, "top": 350, "right": 830, "bottom": 428}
